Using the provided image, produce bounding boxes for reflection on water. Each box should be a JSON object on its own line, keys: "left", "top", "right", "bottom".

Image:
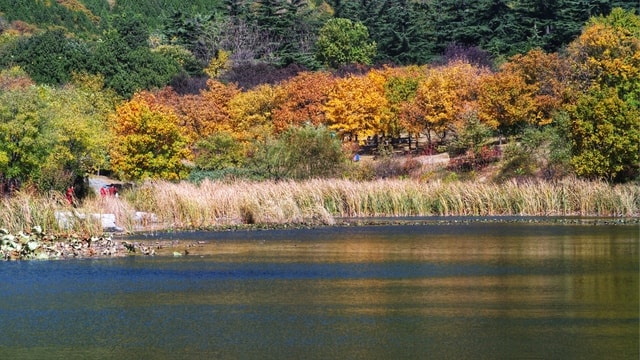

{"left": 1, "top": 222, "right": 637, "bottom": 359}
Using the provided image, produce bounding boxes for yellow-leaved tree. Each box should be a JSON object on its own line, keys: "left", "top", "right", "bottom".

{"left": 109, "top": 93, "right": 192, "bottom": 181}
{"left": 402, "top": 61, "right": 486, "bottom": 147}
{"left": 324, "top": 72, "right": 389, "bottom": 142}
{"left": 501, "top": 49, "right": 570, "bottom": 126}
{"left": 476, "top": 70, "right": 539, "bottom": 132}
{"left": 227, "top": 84, "right": 280, "bottom": 142}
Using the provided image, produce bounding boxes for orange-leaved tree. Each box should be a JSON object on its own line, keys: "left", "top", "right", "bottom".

{"left": 146, "top": 81, "right": 241, "bottom": 140}
{"left": 188, "top": 80, "right": 241, "bottom": 137}
{"left": 272, "top": 71, "right": 336, "bottom": 133}
{"left": 478, "top": 49, "right": 570, "bottom": 133}
{"left": 109, "top": 92, "right": 192, "bottom": 181}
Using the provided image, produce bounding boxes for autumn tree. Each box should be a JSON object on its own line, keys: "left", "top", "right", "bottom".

{"left": 475, "top": 48, "right": 574, "bottom": 136}
{"left": 324, "top": 72, "right": 389, "bottom": 142}
{"left": 562, "top": 8, "right": 640, "bottom": 181}
{"left": 140, "top": 81, "right": 249, "bottom": 174}
{"left": 109, "top": 93, "right": 192, "bottom": 181}
{"left": 0, "top": 65, "right": 34, "bottom": 90}
{"left": 227, "top": 83, "right": 280, "bottom": 142}
{"left": 272, "top": 71, "right": 336, "bottom": 133}
{"left": 402, "top": 61, "right": 486, "bottom": 147}
{"left": 382, "top": 65, "right": 424, "bottom": 139}
{"left": 567, "top": 8, "right": 640, "bottom": 104}
{"left": 146, "top": 80, "right": 240, "bottom": 142}
{"left": 185, "top": 80, "right": 240, "bottom": 137}
{"left": 476, "top": 70, "right": 540, "bottom": 134}
{"left": 500, "top": 49, "right": 570, "bottom": 125}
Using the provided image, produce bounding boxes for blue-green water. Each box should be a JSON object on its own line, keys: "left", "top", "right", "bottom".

{"left": 1, "top": 222, "right": 638, "bottom": 359}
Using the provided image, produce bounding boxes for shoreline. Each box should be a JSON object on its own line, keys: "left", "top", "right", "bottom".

{"left": 122, "top": 215, "right": 640, "bottom": 235}
{"left": 3, "top": 215, "right": 639, "bottom": 261}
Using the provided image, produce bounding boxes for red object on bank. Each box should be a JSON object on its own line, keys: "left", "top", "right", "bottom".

{"left": 66, "top": 186, "right": 74, "bottom": 204}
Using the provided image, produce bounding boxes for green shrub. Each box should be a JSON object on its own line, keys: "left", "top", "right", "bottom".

{"left": 194, "top": 132, "right": 245, "bottom": 171}
{"left": 249, "top": 124, "right": 347, "bottom": 180}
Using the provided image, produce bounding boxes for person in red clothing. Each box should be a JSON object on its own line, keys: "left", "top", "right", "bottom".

{"left": 66, "top": 186, "right": 74, "bottom": 204}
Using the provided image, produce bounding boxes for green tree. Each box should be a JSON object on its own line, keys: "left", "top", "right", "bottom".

{"left": 314, "top": 18, "right": 376, "bottom": 69}
{"left": 249, "top": 124, "right": 346, "bottom": 180}
{"left": 0, "top": 84, "right": 112, "bottom": 192}
{"left": 327, "top": 0, "right": 436, "bottom": 64}
{"left": 563, "top": 8, "right": 640, "bottom": 181}
{"left": 0, "top": 0, "right": 100, "bottom": 34}
{"left": 89, "top": 29, "right": 181, "bottom": 98}
{"left": 10, "top": 30, "right": 90, "bottom": 85}
{"left": 109, "top": 13, "right": 150, "bottom": 49}
{"left": 565, "top": 86, "right": 639, "bottom": 181}
{"left": 370, "top": 0, "right": 436, "bottom": 64}
{"left": 242, "top": 0, "right": 323, "bottom": 67}
{"left": 448, "top": 112, "right": 494, "bottom": 156}
{"left": 0, "top": 87, "right": 53, "bottom": 188}
{"left": 430, "top": 0, "right": 513, "bottom": 55}
{"left": 194, "top": 131, "right": 245, "bottom": 171}
{"left": 511, "top": 0, "right": 640, "bottom": 55}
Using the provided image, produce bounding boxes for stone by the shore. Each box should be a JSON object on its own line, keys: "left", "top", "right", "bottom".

{"left": 55, "top": 210, "right": 158, "bottom": 232}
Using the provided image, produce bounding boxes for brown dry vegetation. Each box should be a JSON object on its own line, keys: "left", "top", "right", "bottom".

{"left": 80, "top": 178, "right": 640, "bottom": 233}
{"left": 2, "top": 176, "right": 638, "bottom": 235}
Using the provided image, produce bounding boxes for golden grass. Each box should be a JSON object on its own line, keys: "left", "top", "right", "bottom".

{"left": 1, "top": 178, "right": 638, "bottom": 234}
{"left": 126, "top": 178, "right": 639, "bottom": 230}
{"left": 0, "top": 190, "right": 103, "bottom": 235}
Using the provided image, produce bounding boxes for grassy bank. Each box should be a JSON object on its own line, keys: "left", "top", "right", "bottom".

{"left": 2, "top": 178, "right": 639, "bottom": 234}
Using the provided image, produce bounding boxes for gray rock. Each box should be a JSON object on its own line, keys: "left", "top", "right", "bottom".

{"left": 55, "top": 211, "right": 123, "bottom": 232}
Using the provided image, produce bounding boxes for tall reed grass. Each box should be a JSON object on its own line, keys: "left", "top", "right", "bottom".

{"left": 2, "top": 178, "right": 638, "bottom": 234}
{"left": 124, "top": 178, "right": 639, "bottom": 230}
{"left": 0, "top": 190, "right": 103, "bottom": 235}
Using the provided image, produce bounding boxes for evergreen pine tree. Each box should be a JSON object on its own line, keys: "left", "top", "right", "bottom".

{"left": 373, "top": 0, "right": 436, "bottom": 64}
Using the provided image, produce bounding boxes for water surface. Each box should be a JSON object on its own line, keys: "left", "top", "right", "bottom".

{"left": 1, "top": 222, "right": 638, "bottom": 359}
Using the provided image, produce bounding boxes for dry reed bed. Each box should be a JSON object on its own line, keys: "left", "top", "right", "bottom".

{"left": 128, "top": 178, "right": 639, "bottom": 230}
{"left": 1, "top": 178, "right": 638, "bottom": 234}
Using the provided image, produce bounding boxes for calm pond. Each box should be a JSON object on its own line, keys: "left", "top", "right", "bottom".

{"left": 1, "top": 220, "right": 638, "bottom": 359}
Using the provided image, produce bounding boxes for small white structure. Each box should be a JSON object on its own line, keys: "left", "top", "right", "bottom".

{"left": 55, "top": 211, "right": 123, "bottom": 232}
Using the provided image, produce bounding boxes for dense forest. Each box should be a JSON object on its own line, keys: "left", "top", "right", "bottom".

{"left": 0, "top": 1, "right": 638, "bottom": 196}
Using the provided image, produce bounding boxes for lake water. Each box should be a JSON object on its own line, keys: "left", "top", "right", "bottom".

{"left": 1, "top": 221, "right": 638, "bottom": 359}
